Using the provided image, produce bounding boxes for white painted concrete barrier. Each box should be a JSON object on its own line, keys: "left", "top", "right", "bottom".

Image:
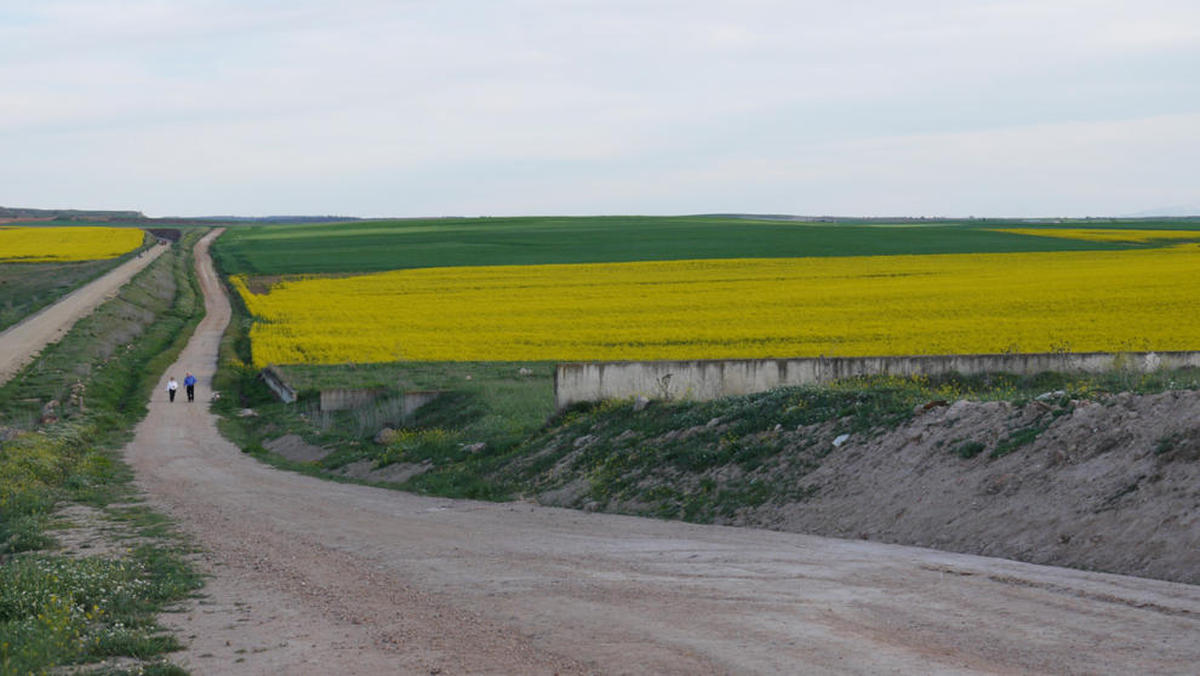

{"left": 554, "top": 351, "right": 1200, "bottom": 410}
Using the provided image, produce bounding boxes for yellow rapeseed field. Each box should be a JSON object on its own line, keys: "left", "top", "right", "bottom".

{"left": 995, "top": 228, "right": 1200, "bottom": 243}
{"left": 0, "top": 226, "right": 145, "bottom": 262}
{"left": 233, "top": 244, "right": 1200, "bottom": 365}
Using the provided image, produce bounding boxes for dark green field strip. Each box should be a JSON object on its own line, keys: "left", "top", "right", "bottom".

{"left": 0, "top": 259, "right": 123, "bottom": 332}
{"left": 211, "top": 215, "right": 1159, "bottom": 275}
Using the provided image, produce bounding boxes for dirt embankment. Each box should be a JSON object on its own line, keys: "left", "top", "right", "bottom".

{"left": 763, "top": 392, "right": 1200, "bottom": 583}
{"left": 536, "top": 390, "right": 1200, "bottom": 585}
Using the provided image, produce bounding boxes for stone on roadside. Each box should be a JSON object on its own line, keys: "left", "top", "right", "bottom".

{"left": 633, "top": 396, "right": 650, "bottom": 412}
{"left": 374, "top": 427, "right": 398, "bottom": 445}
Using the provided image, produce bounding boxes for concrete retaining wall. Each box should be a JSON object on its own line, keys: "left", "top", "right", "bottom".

{"left": 399, "top": 390, "right": 443, "bottom": 418}
{"left": 319, "top": 388, "right": 443, "bottom": 414}
{"left": 319, "top": 387, "right": 386, "bottom": 412}
{"left": 555, "top": 352, "right": 1200, "bottom": 410}
{"left": 259, "top": 365, "right": 443, "bottom": 421}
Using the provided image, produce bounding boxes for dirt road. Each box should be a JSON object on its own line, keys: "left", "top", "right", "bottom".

{"left": 123, "top": 230, "right": 1200, "bottom": 675}
{"left": 0, "top": 242, "right": 166, "bottom": 386}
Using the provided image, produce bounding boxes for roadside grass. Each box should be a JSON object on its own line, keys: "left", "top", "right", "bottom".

{"left": 279, "top": 360, "right": 554, "bottom": 443}
{"left": 0, "top": 231, "right": 205, "bottom": 674}
{"left": 0, "top": 232, "right": 153, "bottom": 333}
{"left": 210, "top": 215, "right": 1166, "bottom": 276}
{"left": 213, "top": 358, "right": 553, "bottom": 502}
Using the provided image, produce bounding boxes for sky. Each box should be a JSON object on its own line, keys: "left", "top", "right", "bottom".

{"left": 2, "top": 1, "right": 1199, "bottom": 218}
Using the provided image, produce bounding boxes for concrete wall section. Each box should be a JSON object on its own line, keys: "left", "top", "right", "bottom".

{"left": 401, "top": 390, "right": 443, "bottom": 418}
{"left": 319, "top": 387, "right": 385, "bottom": 412}
{"left": 260, "top": 366, "right": 296, "bottom": 403}
{"left": 555, "top": 352, "right": 1200, "bottom": 409}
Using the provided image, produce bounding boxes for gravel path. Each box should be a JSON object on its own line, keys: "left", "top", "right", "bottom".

{"left": 0, "top": 242, "right": 165, "bottom": 386}
{"left": 123, "top": 230, "right": 1200, "bottom": 675}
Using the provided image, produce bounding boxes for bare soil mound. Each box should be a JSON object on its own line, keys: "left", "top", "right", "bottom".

{"left": 263, "top": 433, "right": 329, "bottom": 463}
{"left": 752, "top": 390, "right": 1200, "bottom": 584}
{"left": 531, "top": 389, "right": 1200, "bottom": 584}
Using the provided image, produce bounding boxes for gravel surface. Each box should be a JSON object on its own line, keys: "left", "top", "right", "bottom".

{"left": 120, "top": 230, "right": 1200, "bottom": 675}
{"left": 0, "top": 243, "right": 165, "bottom": 385}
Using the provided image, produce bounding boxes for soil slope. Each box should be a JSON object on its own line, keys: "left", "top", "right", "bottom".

{"left": 532, "top": 392, "right": 1200, "bottom": 585}
{"left": 760, "top": 394, "right": 1200, "bottom": 584}
{"left": 114, "top": 232, "right": 1200, "bottom": 674}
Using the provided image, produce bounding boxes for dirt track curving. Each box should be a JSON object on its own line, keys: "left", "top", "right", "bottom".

{"left": 122, "top": 230, "right": 1200, "bottom": 675}
{"left": 0, "top": 242, "right": 166, "bottom": 386}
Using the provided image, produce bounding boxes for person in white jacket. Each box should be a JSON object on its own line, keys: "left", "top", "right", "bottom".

{"left": 167, "top": 376, "right": 179, "bottom": 403}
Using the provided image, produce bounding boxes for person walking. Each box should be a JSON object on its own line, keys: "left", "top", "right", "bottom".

{"left": 167, "top": 376, "right": 179, "bottom": 402}
{"left": 184, "top": 372, "right": 197, "bottom": 402}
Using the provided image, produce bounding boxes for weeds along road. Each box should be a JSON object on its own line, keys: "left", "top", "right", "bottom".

{"left": 125, "top": 229, "right": 1200, "bottom": 675}
{"left": 0, "top": 242, "right": 166, "bottom": 386}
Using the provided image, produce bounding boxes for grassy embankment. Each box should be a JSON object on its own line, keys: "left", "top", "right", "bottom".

{"left": 211, "top": 216, "right": 1200, "bottom": 509}
{"left": 0, "top": 231, "right": 206, "bottom": 674}
{"left": 0, "top": 231, "right": 154, "bottom": 332}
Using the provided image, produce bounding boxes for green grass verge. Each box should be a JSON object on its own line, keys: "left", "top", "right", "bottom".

{"left": 206, "top": 215, "right": 1200, "bottom": 276}
{"left": 0, "top": 231, "right": 206, "bottom": 674}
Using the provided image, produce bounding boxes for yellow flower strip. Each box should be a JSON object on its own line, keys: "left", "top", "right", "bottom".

{"left": 233, "top": 244, "right": 1200, "bottom": 365}
{"left": 0, "top": 226, "right": 145, "bottom": 262}
{"left": 994, "top": 228, "right": 1200, "bottom": 243}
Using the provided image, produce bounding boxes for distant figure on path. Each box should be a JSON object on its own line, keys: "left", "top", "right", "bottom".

{"left": 184, "top": 372, "right": 197, "bottom": 402}
{"left": 167, "top": 376, "right": 179, "bottom": 403}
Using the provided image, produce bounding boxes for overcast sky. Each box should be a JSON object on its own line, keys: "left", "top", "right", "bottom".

{"left": 3, "top": 1, "right": 1199, "bottom": 218}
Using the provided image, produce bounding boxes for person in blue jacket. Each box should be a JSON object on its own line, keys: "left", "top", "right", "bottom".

{"left": 184, "top": 372, "right": 197, "bottom": 402}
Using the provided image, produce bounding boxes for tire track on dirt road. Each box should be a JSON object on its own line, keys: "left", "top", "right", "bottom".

{"left": 126, "top": 229, "right": 1200, "bottom": 675}
{"left": 0, "top": 242, "right": 166, "bottom": 386}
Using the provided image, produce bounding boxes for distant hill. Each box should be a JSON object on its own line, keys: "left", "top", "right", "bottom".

{"left": 1123, "top": 205, "right": 1200, "bottom": 218}
{"left": 189, "top": 215, "right": 358, "bottom": 224}
{"left": 697, "top": 213, "right": 960, "bottom": 223}
{"left": 1, "top": 206, "right": 357, "bottom": 226}
{"left": 0, "top": 206, "right": 146, "bottom": 221}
